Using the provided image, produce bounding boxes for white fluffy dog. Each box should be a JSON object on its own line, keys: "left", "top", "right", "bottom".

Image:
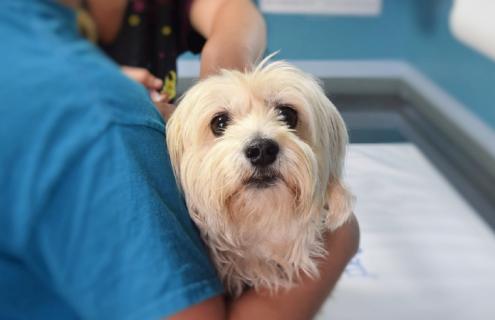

{"left": 166, "top": 58, "right": 353, "bottom": 296}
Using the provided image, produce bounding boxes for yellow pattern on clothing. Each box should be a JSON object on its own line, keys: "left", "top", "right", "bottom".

{"left": 162, "top": 70, "right": 177, "bottom": 100}
{"left": 128, "top": 14, "right": 141, "bottom": 27}
{"left": 161, "top": 25, "right": 172, "bottom": 36}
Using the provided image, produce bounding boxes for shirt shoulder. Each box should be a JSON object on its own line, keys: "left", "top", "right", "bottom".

{"left": 59, "top": 44, "right": 166, "bottom": 133}
{"left": 1, "top": 17, "right": 164, "bottom": 135}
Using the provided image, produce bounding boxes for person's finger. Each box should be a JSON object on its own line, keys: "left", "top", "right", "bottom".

{"left": 122, "top": 66, "right": 163, "bottom": 90}
{"left": 150, "top": 90, "right": 169, "bottom": 103}
{"left": 122, "top": 66, "right": 149, "bottom": 83}
{"left": 146, "top": 76, "right": 163, "bottom": 90}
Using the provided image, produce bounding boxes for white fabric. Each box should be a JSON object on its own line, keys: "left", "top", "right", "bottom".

{"left": 318, "top": 143, "right": 495, "bottom": 320}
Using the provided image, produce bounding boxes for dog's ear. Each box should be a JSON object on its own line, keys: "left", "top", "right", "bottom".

{"left": 324, "top": 179, "right": 354, "bottom": 231}
{"left": 312, "top": 87, "right": 354, "bottom": 231}
{"left": 322, "top": 111, "right": 354, "bottom": 230}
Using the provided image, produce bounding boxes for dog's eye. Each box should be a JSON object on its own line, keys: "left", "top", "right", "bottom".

{"left": 275, "top": 105, "right": 298, "bottom": 129}
{"left": 210, "top": 112, "right": 231, "bottom": 136}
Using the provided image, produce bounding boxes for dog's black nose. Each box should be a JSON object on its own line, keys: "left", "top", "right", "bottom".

{"left": 244, "top": 138, "right": 279, "bottom": 167}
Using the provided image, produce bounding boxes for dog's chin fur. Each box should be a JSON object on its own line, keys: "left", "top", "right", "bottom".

{"left": 166, "top": 57, "right": 354, "bottom": 297}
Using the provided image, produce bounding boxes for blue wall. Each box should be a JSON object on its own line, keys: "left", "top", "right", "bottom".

{"left": 263, "top": 0, "right": 495, "bottom": 128}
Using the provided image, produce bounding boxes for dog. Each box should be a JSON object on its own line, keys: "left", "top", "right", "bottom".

{"left": 166, "top": 58, "right": 354, "bottom": 296}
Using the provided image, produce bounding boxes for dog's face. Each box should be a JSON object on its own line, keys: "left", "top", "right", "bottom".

{"left": 166, "top": 61, "right": 352, "bottom": 246}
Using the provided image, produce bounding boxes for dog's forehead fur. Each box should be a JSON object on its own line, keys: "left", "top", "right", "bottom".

{"left": 185, "top": 61, "right": 323, "bottom": 114}
{"left": 175, "top": 61, "right": 337, "bottom": 146}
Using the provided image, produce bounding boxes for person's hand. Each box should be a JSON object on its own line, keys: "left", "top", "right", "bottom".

{"left": 121, "top": 66, "right": 175, "bottom": 120}
{"left": 121, "top": 66, "right": 169, "bottom": 102}
{"left": 122, "top": 66, "right": 163, "bottom": 92}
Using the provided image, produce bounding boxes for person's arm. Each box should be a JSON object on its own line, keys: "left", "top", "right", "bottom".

{"left": 169, "top": 213, "right": 360, "bottom": 320}
{"left": 190, "top": 0, "right": 267, "bottom": 78}
{"left": 156, "top": 0, "right": 265, "bottom": 120}
{"left": 84, "top": 0, "right": 127, "bottom": 43}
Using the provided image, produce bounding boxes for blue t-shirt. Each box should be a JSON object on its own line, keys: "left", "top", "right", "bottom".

{"left": 0, "top": 1, "right": 223, "bottom": 319}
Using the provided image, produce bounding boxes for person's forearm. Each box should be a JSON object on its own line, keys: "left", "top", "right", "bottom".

{"left": 227, "top": 214, "right": 360, "bottom": 320}
{"left": 191, "top": 0, "right": 267, "bottom": 78}
{"left": 85, "top": 0, "right": 126, "bottom": 43}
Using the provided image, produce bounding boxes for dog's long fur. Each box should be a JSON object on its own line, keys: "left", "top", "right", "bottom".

{"left": 166, "top": 58, "right": 354, "bottom": 296}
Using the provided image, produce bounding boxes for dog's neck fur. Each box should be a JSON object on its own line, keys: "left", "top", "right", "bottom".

{"left": 188, "top": 181, "right": 328, "bottom": 296}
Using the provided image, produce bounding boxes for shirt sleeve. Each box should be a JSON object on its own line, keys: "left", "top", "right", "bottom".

{"left": 26, "top": 121, "right": 223, "bottom": 320}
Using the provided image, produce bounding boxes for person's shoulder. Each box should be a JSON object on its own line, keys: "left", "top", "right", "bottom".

{"left": 1, "top": 2, "right": 164, "bottom": 131}
{"left": 64, "top": 45, "right": 165, "bottom": 133}
{"left": 32, "top": 34, "right": 165, "bottom": 133}
{"left": 3, "top": 33, "right": 164, "bottom": 135}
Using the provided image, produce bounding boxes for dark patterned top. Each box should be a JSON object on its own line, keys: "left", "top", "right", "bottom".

{"left": 100, "top": 0, "right": 205, "bottom": 100}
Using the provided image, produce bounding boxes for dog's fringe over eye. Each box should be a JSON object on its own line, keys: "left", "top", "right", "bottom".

{"left": 275, "top": 104, "right": 298, "bottom": 129}
{"left": 210, "top": 112, "right": 231, "bottom": 136}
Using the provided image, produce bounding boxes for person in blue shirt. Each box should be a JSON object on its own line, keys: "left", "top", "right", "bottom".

{"left": 0, "top": 0, "right": 359, "bottom": 319}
